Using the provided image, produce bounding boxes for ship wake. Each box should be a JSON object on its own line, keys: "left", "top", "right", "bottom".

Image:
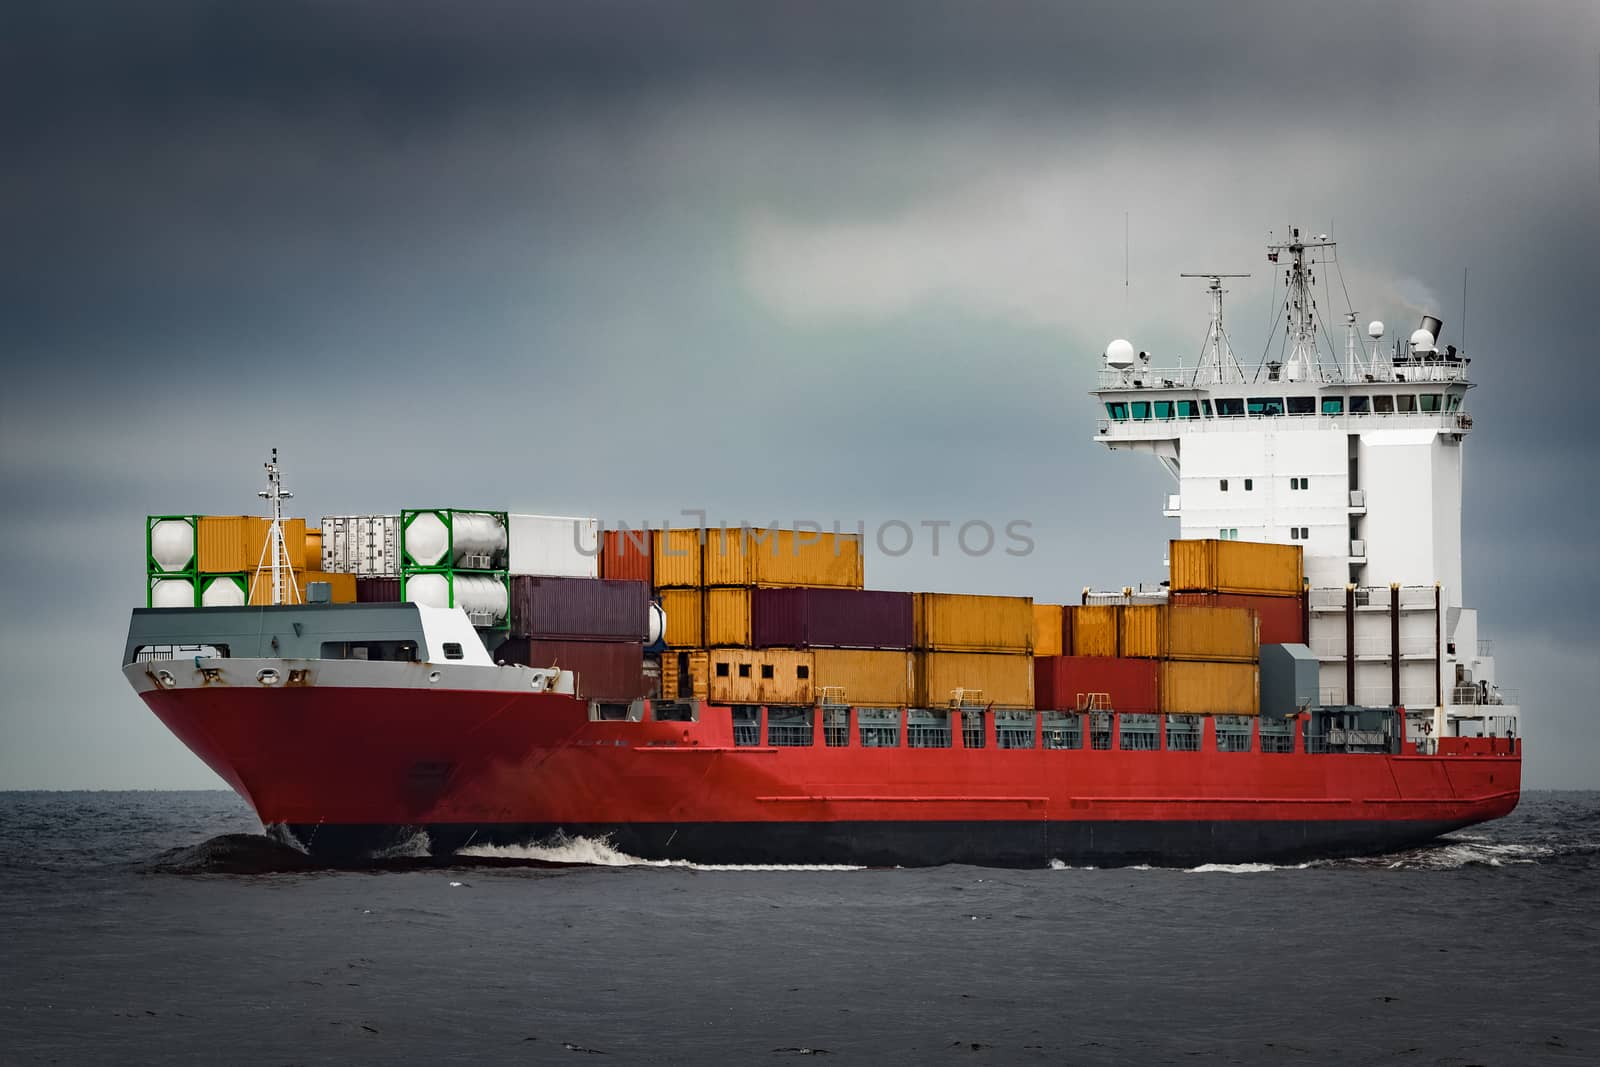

{"left": 456, "top": 833, "right": 865, "bottom": 872}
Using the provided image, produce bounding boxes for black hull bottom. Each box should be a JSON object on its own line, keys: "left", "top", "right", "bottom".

{"left": 276, "top": 817, "right": 1486, "bottom": 869}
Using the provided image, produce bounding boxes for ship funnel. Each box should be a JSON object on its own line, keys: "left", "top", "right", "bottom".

{"left": 1419, "top": 315, "right": 1443, "bottom": 343}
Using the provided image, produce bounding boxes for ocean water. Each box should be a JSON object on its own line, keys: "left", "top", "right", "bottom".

{"left": 1, "top": 791, "right": 1596, "bottom": 1065}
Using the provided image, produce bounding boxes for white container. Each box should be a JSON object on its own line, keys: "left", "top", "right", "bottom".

{"left": 199, "top": 575, "right": 247, "bottom": 608}
{"left": 405, "top": 572, "right": 508, "bottom": 622}
{"left": 149, "top": 519, "right": 196, "bottom": 573}
{"left": 321, "top": 515, "right": 400, "bottom": 576}
{"left": 403, "top": 510, "right": 507, "bottom": 569}
{"left": 150, "top": 577, "right": 195, "bottom": 608}
{"left": 508, "top": 514, "right": 599, "bottom": 577}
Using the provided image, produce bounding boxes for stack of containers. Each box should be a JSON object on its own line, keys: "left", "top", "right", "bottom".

{"left": 321, "top": 515, "right": 401, "bottom": 602}
{"left": 399, "top": 509, "right": 510, "bottom": 631}
{"left": 1168, "top": 538, "right": 1307, "bottom": 644}
{"left": 146, "top": 515, "right": 200, "bottom": 608}
{"left": 196, "top": 515, "right": 310, "bottom": 606}
{"left": 503, "top": 575, "right": 650, "bottom": 701}
{"left": 752, "top": 587, "right": 916, "bottom": 707}
{"left": 913, "top": 593, "right": 1034, "bottom": 708}
{"left": 651, "top": 529, "right": 704, "bottom": 648}
{"left": 598, "top": 527, "right": 652, "bottom": 582}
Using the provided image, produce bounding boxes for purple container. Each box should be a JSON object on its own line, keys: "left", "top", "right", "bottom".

{"left": 492, "top": 638, "right": 647, "bottom": 701}
{"left": 751, "top": 587, "right": 914, "bottom": 650}
{"left": 509, "top": 576, "right": 649, "bottom": 641}
{"left": 355, "top": 577, "right": 401, "bottom": 603}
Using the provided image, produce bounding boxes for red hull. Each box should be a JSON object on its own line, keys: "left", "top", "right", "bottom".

{"left": 138, "top": 683, "right": 1520, "bottom": 866}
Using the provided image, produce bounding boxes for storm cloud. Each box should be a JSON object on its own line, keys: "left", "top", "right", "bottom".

{"left": 1, "top": 1, "right": 1595, "bottom": 787}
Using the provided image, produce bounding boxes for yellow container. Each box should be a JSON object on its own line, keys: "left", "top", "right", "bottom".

{"left": 651, "top": 529, "right": 703, "bottom": 588}
{"left": 660, "top": 653, "right": 679, "bottom": 700}
{"left": 202, "top": 516, "right": 307, "bottom": 574}
{"left": 704, "top": 587, "right": 752, "bottom": 647}
{"left": 305, "top": 528, "right": 323, "bottom": 569}
{"left": 686, "top": 650, "right": 710, "bottom": 701}
{"left": 914, "top": 651, "right": 1033, "bottom": 709}
{"left": 812, "top": 649, "right": 914, "bottom": 707}
{"left": 1169, "top": 539, "right": 1303, "bottom": 597}
{"left": 1068, "top": 605, "right": 1119, "bottom": 656}
{"left": 303, "top": 570, "right": 356, "bottom": 604}
{"left": 658, "top": 588, "right": 704, "bottom": 647}
{"left": 914, "top": 593, "right": 1033, "bottom": 653}
{"left": 706, "top": 648, "right": 815, "bottom": 705}
{"left": 1117, "top": 604, "right": 1259, "bottom": 662}
{"left": 701, "top": 527, "right": 865, "bottom": 588}
{"left": 247, "top": 568, "right": 308, "bottom": 605}
{"left": 1159, "top": 660, "right": 1260, "bottom": 716}
{"left": 1032, "top": 604, "right": 1064, "bottom": 658}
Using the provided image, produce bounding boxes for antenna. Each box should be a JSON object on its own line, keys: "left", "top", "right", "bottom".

{"left": 1179, "top": 272, "right": 1251, "bottom": 385}
{"left": 1123, "top": 211, "right": 1129, "bottom": 331}
{"left": 253, "top": 448, "right": 299, "bottom": 606}
{"left": 1461, "top": 266, "right": 1468, "bottom": 353}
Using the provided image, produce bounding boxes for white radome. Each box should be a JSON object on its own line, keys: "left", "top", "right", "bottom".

{"left": 1367, "top": 320, "right": 1385, "bottom": 339}
{"left": 1105, "top": 338, "right": 1136, "bottom": 369}
{"left": 1409, "top": 328, "right": 1436, "bottom": 353}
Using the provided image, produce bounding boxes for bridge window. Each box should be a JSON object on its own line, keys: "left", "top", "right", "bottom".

{"left": 1349, "top": 396, "right": 1371, "bottom": 413}
{"left": 1244, "top": 478, "right": 1253, "bottom": 491}
{"left": 1201, "top": 399, "right": 1214, "bottom": 416}
{"left": 1372, "top": 395, "right": 1395, "bottom": 414}
{"left": 1130, "top": 401, "right": 1152, "bottom": 420}
{"left": 1397, "top": 395, "right": 1417, "bottom": 413}
{"left": 1154, "top": 401, "right": 1175, "bottom": 419}
{"left": 1219, "top": 479, "right": 1228, "bottom": 492}
{"left": 1419, "top": 394, "right": 1442, "bottom": 412}
{"left": 1214, "top": 398, "right": 1244, "bottom": 417}
{"left": 1105, "top": 401, "right": 1129, "bottom": 421}
{"left": 1176, "top": 400, "right": 1201, "bottom": 418}
{"left": 1321, "top": 397, "right": 1344, "bottom": 414}
{"left": 1287, "top": 396, "right": 1316, "bottom": 415}
{"left": 1446, "top": 394, "right": 1462, "bottom": 411}
{"left": 1246, "top": 397, "right": 1285, "bottom": 416}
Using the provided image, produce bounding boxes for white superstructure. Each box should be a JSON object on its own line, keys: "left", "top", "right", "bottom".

{"left": 1094, "top": 228, "right": 1517, "bottom": 743}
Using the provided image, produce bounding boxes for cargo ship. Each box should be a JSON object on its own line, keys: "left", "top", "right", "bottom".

{"left": 124, "top": 230, "right": 1520, "bottom": 867}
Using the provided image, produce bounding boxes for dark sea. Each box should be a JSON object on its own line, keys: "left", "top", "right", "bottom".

{"left": 0, "top": 791, "right": 1596, "bottom": 1066}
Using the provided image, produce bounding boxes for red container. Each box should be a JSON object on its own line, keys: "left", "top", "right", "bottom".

{"left": 1171, "top": 591, "right": 1305, "bottom": 645}
{"left": 509, "top": 576, "right": 649, "bottom": 641}
{"left": 751, "top": 587, "right": 914, "bottom": 650}
{"left": 1034, "top": 656, "right": 1159, "bottom": 712}
{"left": 491, "top": 638, "right": 646, "bottom": 700}
{"left": 355, "top": 577, "right": 401, "bottom": 603}
{"left": 600, "top": 527, "right": 652, "bottom": 582}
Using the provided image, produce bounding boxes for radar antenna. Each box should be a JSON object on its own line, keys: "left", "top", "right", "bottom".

{"left": 1265, "top": 227, "right": 1336, "bottom": 382}
{"left": 252, "top": 448, "right": 300, "bottom": 606}
{"left": 1179, "top": 273, "right": 1251, "bottom": 385}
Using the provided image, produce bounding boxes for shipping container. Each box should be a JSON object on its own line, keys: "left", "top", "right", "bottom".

{"left": 701, "top": 527, "right": 865, "bottom": 589}
{"left": 1172, "top": 591, "right": 1306, "bottom": 645}
{"left": 355, "top": 576, "right": 401, "bottom": 603}
{"left": 198, "top": 573, "right": 248, "bottom": 608}
{"left": 812, "top": 649, "right": 914, "bottom": 707}
{"left": 1034, "top": 656, "right": 1160, "bottom": 712}
{"left": 1169, "top": 539, "right": 1303, "bottom": 597}
{"left": 751, "top": 587, "right": 914, "bottom": 650}
{"left": 199, "top": 516, "right": 307, "bottom": 574}
{"left": 148, "top": 575, "right": 197, "bottom": 608}
{"left": 686, "top": 650, "right": 710, "bottom": 701}
{"left": 1032, "top": 603, "right": 1065, "bottom": 658}
{"left": 304, "top": 529, "right": 322, "bottom": 572}
{"left": 248, "top": 568, "right": 307, "bottom": 605}
{"left": 302, "top": 570, "right": 357, "bottom": 604}
{"left": 1067, "top": 605, "right": 1119, "bottom": 657}
{"left": 914, "top": 593, "right": 1033, "bottom": 653}
{"left": 509, "top": 575, "right": 648, "bottom": 641}
{"left": 147, "top": 515, "right": 198, "bottom": 574}
{"left": 915, "top": 651, "right": 1033, "bottom": 709}
{"left": 657, "top": 588, "right": 704, "bottom": 647}
{"left": 401, "top": 509, "right": 509, "bottom": 571}
{"left": 507, "top": 514, "right": 600, "bottom": 578}
{"left": 704, "top": 587, "right": 752, "bottom": 647}
{"left": 705, "top": 648, "right": 815, "bottom": 705}
{"left": 1159, "top": 660, "right": 1261, "bottom": 716}
{"left": 321, "top": 515, "right": 401, "bottom": 576}
{"left": 651, "top": 529, "right": 703, "bottom": 588}
{"left": 600, "top": 527, "right": 652, "bottom": 582}
{"left": 510, "top": 639, "right": 647, "bottom": 701}
{"left": 401, "top": 570, "right": 510, "bottom": 628}
{"left": 1117, "top": 604, "right": 1259, "bottom": 662}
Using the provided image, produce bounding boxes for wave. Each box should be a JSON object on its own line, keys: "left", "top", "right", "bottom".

{"left": 456, "top": 833, "right": 865, "bottom": 872}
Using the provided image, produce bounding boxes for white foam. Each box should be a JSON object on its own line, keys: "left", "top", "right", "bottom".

{"left": 456, "top": 833, "right": 864, "bottom": 872}
{"left": 1186, "top": 861, "right": 1311, "bottom": 873}
{"left": 371, "top": 829, "right": 432, "bottom": 859}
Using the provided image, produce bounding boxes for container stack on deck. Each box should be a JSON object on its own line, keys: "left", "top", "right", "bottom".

{"left": 145, "top": 514, "right": 352, "bottom": 607}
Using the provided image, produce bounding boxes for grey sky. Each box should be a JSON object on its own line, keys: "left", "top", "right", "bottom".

{"left": 1, "top": 1, "right": 1596, "bottom": 788}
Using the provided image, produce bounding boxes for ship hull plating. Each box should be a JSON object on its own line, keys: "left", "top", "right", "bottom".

{"left": 130, "top": 665, "right": 1520, "bottom": 868}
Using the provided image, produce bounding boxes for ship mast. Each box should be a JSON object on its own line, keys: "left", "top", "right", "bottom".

{"left": 1180, "top": 272, "right": 1250, "bottom": 385}
{"left": 254, "top": 448, "right": 299, "bottom": 606}
{"left": 1266, "top": 227, "right": 1335, "bottom": 381}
